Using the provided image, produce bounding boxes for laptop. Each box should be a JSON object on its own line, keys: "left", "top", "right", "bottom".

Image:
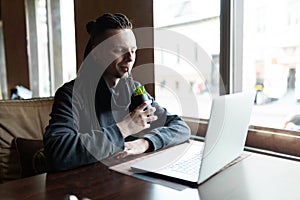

{"left": 131, "top": 92, "right": 254, "bottom": 186}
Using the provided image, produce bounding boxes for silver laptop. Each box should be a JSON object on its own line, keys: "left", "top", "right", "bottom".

{"left": 131, "top": 92, "right": 254, "bottom": 186}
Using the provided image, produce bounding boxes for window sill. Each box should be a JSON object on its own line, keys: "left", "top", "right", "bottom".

{"left": 183, "top": 116, "right": 300, "bottom": 160}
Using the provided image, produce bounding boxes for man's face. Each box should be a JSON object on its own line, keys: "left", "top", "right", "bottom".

{"left": 93, "top": 29, "right": 137, "bottom": 79}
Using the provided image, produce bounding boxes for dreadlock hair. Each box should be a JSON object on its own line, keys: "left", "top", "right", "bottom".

{"left": 83, "top": 13, "right": 133, "bottom": 59}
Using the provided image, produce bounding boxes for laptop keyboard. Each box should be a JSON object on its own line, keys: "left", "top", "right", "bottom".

{"left": 167, "top": 150, "right": 203, "bottom": 175}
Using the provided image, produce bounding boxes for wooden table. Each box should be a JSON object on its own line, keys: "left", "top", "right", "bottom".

{"left": 1, "top": 152, "right": 300, "bottom": 200}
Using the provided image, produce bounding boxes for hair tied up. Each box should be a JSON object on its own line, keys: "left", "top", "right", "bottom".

{"left": 86, "top": 21, "right": 96, "bottom": 34}
{"left": 83, "top": 13, "right": 133, "bottom": 59}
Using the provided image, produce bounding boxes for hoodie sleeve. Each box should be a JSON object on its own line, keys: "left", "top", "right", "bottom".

{"left": 142, "top": 94, "right": 191, "bottom": 151}
{"left": 44, "top": 83, "right": 124, "bottom": 172}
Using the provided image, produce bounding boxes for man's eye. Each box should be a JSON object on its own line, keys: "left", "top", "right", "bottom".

{"left": 113, "top": 47, "right": 136, "bottom": 54}
{"left": 114, "top": 48, "right": 125, "bottom": 53}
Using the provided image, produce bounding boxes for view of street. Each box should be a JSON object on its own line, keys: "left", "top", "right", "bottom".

{"left": 251, "top": 90, "right": 300, "bottom": 129}
{"left": 156, "top": 88, "right": 300, "bottom": 130}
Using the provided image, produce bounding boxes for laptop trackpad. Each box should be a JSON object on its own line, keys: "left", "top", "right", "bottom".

{"left": 131, "top": 141, "right": 204, "bottom": 173}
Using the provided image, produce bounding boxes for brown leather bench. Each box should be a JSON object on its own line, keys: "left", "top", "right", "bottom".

{"left": 0, "top": 98, "right": 53, "bottom": 183}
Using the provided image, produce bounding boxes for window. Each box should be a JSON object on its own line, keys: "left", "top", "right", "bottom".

{"left": 243, "top": 0, "right": 300, "bottom": 131}
{"left": 155, "top": 0, "right": 300, "bottom": 132}
{"left": 155, "top": 0, "right": 300, "bottom": 158}
{"left": 256, "top": 6, "right": 266, "bottom": 32}
{"left": 0, "top": 20, "right": 7, "bottom": 100}
{"left": 154, "top": 0, "right": 220, "bottom": 119}
{"left": 25, "top": 0, "right": 76, "bottom": 97}
{"left": 220, "top": 0, "right": 300, "bottom": 159}
{"left": 287, "top": 0, "right": 299, "bottom": 26}
{"left": 0, "top": 1, "right": 7, "bottom": 100}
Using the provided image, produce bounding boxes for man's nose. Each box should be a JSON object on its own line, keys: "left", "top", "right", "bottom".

{"left": 124, "top": 51, "right": 134, "bottom": 62}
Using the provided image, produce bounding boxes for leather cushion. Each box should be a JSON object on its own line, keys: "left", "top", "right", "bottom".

{"left": 0, "top": 98, "right": 53, "bottom": 183}
{"left": 14, "top": 138, "right": 46, "bottom": 178}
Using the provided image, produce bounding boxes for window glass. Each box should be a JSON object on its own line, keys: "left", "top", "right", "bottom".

{"left": 25, "top": 0, "right": 76, "bottom": 97}
{"left": 0, "top": 21, "right": 7, "bottom": 99}
{"left": 154, "top": 0, "right": 220, "bottom": 119}
{"left": 60, "top": 0, "right": 76, "bottom": 85}
{"left": 36, "top": 0, "right": 50, "bottom": 96}
{"left": 243, "top": 0, "right": 300, "bottom": 131}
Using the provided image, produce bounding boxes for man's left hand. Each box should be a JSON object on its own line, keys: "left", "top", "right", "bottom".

{"left": 116, "top": 139, "right": 150, "bottom": 158}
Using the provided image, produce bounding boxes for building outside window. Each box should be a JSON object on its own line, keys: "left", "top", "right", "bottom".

{"left": 154, "top": 0, "right": 300, "bottom": 132}
{"left": 243, "top": 0, "right": 300, "bottom": 130}
{"left": 0, "top": 1, "right": 7, "bottom": 100}
{"left": 154, "top": 0, "right": 220, "bottom": 119}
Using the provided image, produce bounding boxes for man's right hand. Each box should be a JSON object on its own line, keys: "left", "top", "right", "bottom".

{"left": 117, "top": 101, "right": 158, "bottom": 138}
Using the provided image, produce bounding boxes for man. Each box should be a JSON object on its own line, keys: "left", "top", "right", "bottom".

{"left": 44, "top": 13, "right": 191, "bottom": 172}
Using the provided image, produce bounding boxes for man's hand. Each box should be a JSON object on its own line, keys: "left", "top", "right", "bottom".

{"left": 117, "top": 101, "right": 158, "bottom": 138}
{"left": 116, "top": 139, "right": 150, "bottom": 158}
